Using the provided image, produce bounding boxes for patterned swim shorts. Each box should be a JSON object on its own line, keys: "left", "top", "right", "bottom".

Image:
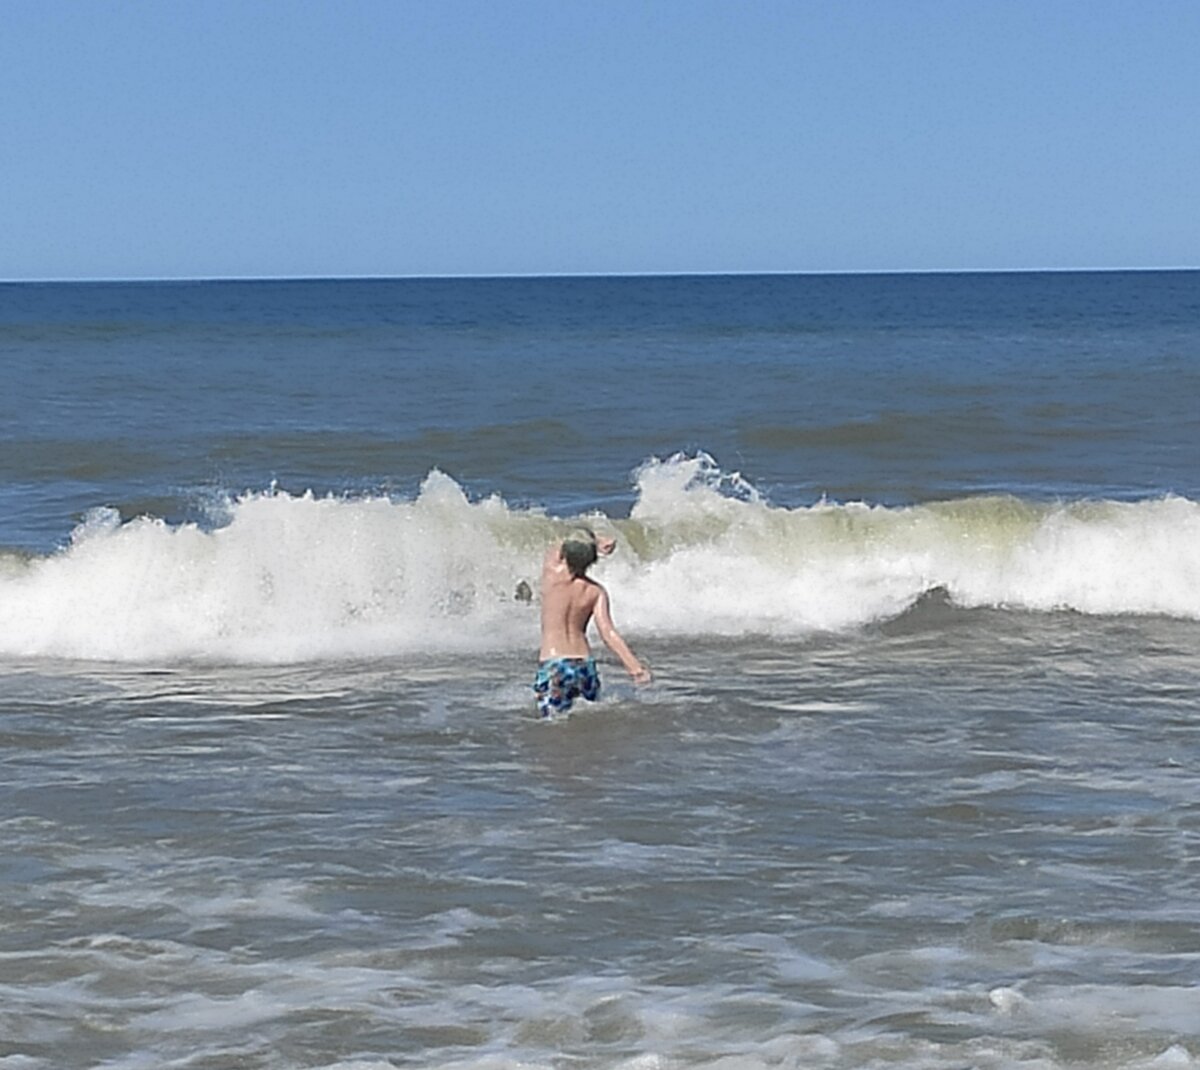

{"left": 533, "top": 656, "right": 601, "bottom": 717}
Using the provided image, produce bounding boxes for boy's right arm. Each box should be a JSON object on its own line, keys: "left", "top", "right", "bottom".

{"left": 594, "top": 588, "right": 651, "bottom": 684}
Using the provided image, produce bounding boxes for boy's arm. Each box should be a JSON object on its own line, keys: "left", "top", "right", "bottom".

{"left": 542, "top": 542, "right": 564, "bottom": 573}
{"left": 593, "top": 587, "right": 651, "bottom": 684}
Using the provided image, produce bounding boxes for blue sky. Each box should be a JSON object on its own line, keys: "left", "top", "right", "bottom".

{"left": 2, "top": 0, "right": 1197, "bottom": 279}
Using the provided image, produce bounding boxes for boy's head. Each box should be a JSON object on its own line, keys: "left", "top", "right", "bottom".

{"left": 561, "top": 527, "right": 598, "bottom": 578}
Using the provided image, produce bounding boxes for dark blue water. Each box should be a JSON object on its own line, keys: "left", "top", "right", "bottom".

{"left": 4, "top": 271, "right": 1198, "bottom": 552}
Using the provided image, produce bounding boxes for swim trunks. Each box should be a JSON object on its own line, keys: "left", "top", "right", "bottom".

{"left": 533, "top": 656, "right": 600, "bottom": 717}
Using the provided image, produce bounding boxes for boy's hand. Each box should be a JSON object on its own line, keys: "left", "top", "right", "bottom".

{"left": 631, "top": 665, "right": 652, "bottom": 686}
{"left": 596, "top": 535, "right": 617, "bottom": 556}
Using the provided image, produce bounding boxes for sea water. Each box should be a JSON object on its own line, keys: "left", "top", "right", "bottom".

{"left": 2, "top": 272, "right": 1200, "bottom": 1068}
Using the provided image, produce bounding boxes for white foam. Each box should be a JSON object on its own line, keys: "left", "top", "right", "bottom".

{"left": 1140, "top": 1047, "right": 1198, "bottom": 1069}
{"left": 3, "top": 454, "right": 1200, "bottom": 663}
{"left": 0, "top": 471, "right": 538, "bottom": 662}
{"left": 617, "top": 454, "right": 1200, "bottom": 633}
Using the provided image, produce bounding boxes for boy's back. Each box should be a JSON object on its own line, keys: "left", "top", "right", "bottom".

{"left": 538, "top": 551, "right": 602, "bottom": 660}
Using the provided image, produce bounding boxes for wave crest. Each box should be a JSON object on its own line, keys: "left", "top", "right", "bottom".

{"left": 2, "top": 455, "right": 1199, "bottom": 662}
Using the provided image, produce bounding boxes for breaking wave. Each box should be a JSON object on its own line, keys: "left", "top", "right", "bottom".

{"left": 2, "top": 454, "right": 1199, "bottom": 662}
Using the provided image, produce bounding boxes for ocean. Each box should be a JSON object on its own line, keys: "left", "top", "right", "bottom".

{"left": 2, "top": 271, "right": 1200, "bottom": 1069}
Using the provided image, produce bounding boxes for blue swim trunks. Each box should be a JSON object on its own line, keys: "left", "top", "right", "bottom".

{"left": 533, "top": 656, "right": 600, "bottom": 717}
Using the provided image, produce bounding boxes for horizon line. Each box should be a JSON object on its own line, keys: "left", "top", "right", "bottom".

{"left": 1, "top": 264, "right": 1197, "bottom": 284}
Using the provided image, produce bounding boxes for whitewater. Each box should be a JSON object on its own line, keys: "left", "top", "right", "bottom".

{"left": 3, "top": 454, "right": 1200, "bottom": 663}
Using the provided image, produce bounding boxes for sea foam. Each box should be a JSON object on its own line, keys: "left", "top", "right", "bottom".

{"left": 1, "top": 454, "right": 1199, "bottom": 663}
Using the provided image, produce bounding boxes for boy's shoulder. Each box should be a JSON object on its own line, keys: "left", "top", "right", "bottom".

{"left": 572, "top": 574, "right": 605, "bottom": 602}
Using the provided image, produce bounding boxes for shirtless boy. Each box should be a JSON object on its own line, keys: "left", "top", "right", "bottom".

{"left": 533, "top": 527, "right": 651, "bottom": 717}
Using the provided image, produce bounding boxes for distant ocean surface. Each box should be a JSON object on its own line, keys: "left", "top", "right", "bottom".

{"left": 2, "top": 272, "right": 1200, "bottom": 1069}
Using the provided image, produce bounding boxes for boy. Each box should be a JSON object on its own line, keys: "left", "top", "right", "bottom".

{"left": 533, "top": 527, "right": 651, "bottom": 717}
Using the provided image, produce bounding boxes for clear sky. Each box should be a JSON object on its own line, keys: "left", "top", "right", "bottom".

{"left": 2, "top": 0, "right": 1197, "bottom": 279}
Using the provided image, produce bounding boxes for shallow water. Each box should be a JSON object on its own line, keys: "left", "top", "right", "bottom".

{"left": 3, "top": 607, "right": 1200, "bottom": 1068}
